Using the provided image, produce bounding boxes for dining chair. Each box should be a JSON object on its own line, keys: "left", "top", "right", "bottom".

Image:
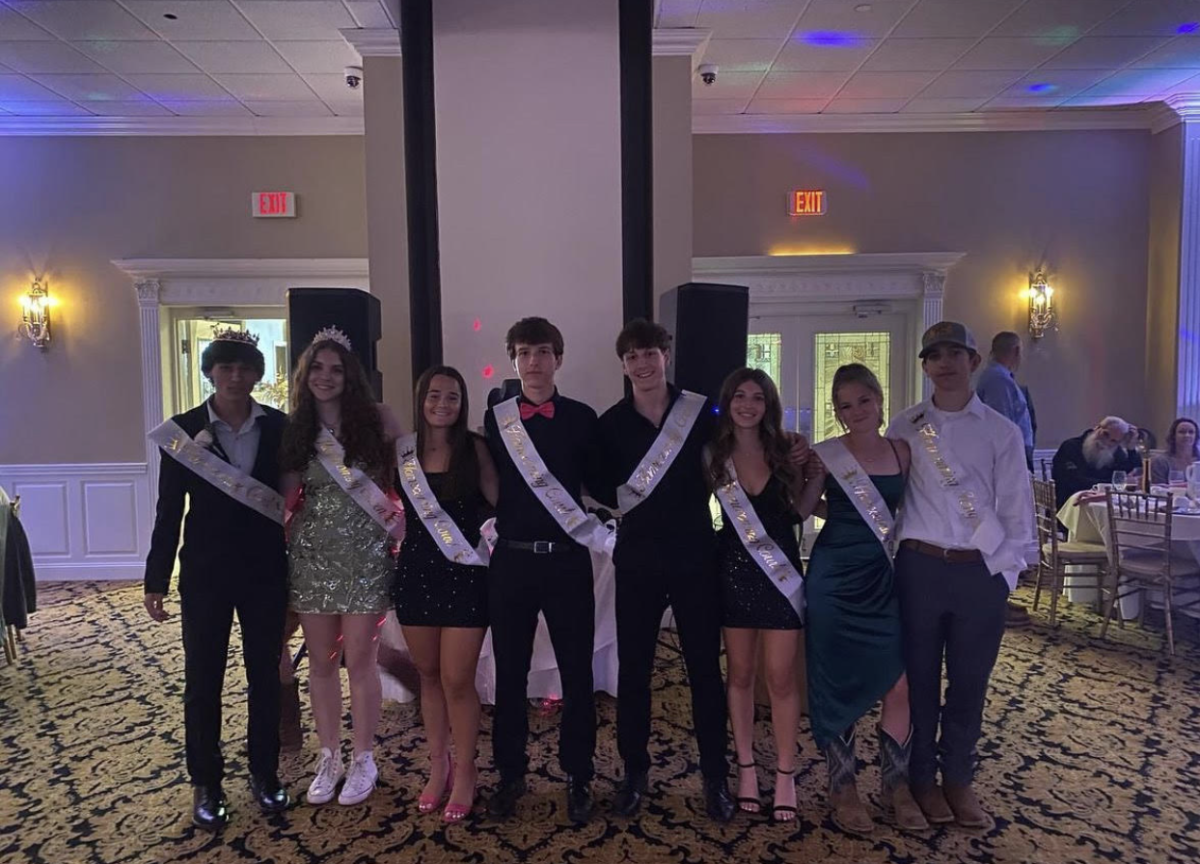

{"left": 1031, "top": 478, "right": 1107, "bottom": 626}
{"left": 1102, "top": 490, "right": 1200, "bottom": 655}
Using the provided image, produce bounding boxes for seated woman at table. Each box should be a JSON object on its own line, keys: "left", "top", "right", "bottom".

{"left": 1150, "top": 417, "right": 1199, "bottom": 485}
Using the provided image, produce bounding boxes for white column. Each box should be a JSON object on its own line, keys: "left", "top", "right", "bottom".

{"left": 137, "top": 278, "right": 163, "bottom": 502}
{"left": 920, "top": 270, "right": 946, "bottom": 399}
{"left": 1178, "top": 118, "right": 1200, "bottom": 421}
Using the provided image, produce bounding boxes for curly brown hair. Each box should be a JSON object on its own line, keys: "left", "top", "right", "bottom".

{"left": 707, "top": 367, "right": 796, "bottom": 495}
{"left": 280, "top": 339, "right": 393, "bottom": 480}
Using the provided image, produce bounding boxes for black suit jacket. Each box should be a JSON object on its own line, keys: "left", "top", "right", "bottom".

{"left": 144, "top": 401, "right": 288, "bottom": 595}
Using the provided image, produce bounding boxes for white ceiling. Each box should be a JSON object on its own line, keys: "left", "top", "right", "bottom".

{"left": 0, "top": 0, "right": 1197, "bottom": 127}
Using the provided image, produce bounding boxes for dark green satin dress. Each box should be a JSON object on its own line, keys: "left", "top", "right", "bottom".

{"left": 804, "top": 472, "right": 905, "bottom": 750}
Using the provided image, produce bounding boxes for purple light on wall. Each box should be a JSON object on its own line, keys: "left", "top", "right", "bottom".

{"left": 1178, "top": 22, "right": 1200, "bottom": 34}
{"left": 801, "top": 31, "right": 861, "bottom": 47}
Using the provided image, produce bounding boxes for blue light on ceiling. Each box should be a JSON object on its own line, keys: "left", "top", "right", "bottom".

{"left": 801, "top": 31, "right": 861, "bottom": 48}
{"left": 1178, "top": 22, "right": 1200, "bottom": 34}
{"left": 1027, "top": 82, "right": 1057, "bottom": 94}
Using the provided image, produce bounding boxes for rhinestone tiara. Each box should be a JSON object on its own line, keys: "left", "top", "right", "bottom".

{"left": 211, "top": 327, "right": 260, "bottom": 347}
{"left": 312, "top": 325, "right": 352, "bottom": 352}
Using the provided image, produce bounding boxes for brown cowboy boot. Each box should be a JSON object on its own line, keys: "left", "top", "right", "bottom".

{"left": 279, "top": 679, "right": 303, "bottom": 753}
{"left": 944, "top": 782, "right": 995, "bottom": 832}
{"left": 825, "top": 727, "right": 874, "bottom": 836}
{"left": 877, "top": 727, "right": 929, "bottom": 832}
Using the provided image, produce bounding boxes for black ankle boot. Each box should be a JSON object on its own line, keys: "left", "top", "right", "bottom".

{"left": 613, "top": 769, "right": 648, "bottom": 817}
{"left": 191, "top": 785, "right": 228, "bottom": 831}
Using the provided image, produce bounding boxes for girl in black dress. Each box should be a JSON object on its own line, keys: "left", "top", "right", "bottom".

{"left": 393, "top": 366, "right": 498, "bottom": 822}
{"left": 709, "top": 367, "right": 806, "bottom": 823}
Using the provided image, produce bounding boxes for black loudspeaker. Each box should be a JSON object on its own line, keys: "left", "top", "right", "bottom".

{"left": 659, "top": 282, "right": 749, "bottom": 403}
{"left": 287, "top": 288, "right": 383, "bottom": 398}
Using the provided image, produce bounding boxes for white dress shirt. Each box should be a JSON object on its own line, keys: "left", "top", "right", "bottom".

{"left": 206, "top": 398, "right": 266, "bottom": 473}
{"left": 886, "top": 394, "right": 1033, "bottom": 590}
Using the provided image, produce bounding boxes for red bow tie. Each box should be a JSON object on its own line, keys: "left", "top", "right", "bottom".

{"left": 519, "top": 400, "right": 555, "bottom": 421}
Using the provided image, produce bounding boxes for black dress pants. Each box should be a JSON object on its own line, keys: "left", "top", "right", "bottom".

{"left": 488, "top": 542, "right": 596, "bottom": 782}
{"left": 615, "top": 554, "right": 728, "bottom": 780}
{"left": 179, "top": 572, "right": 287, "bottom": 789}
{"left": 894, "top": 547, "right": 1008, "bottom": 790}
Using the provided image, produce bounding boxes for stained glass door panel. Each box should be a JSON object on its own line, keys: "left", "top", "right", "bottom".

{"left": 812, "top": 331, "right": 891, "bottom": 443}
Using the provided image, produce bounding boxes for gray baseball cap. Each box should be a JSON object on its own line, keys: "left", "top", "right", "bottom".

{"left": 919, "top": 321, "right": 978, "bottom": 358}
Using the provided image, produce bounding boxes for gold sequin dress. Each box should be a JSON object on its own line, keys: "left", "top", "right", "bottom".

{"left": 288, "top": 460, "right": 394, "bottom": 614}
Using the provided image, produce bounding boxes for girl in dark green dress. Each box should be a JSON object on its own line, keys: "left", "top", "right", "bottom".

{"left": 796, "top": 363, "right": 927, "bottom": 836}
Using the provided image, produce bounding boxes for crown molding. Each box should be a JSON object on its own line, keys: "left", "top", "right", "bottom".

{"left": 695, "top": 252, "right": 966, "bottom": 279}
{"left": 694, "top": 108, "right": 1155, "bottom": 135}
{"left": 0, "top": 114, "right": 364, "bottom": 136}
{"left": 341, "top": 27, "right": 401, "bottom": 58}
{"left": 652, "top": 28, "right": 711, "bottom": 66}
{"left": 111, "top": 258, "right": 371, "bottom": 281}
{"left": 1151, "top": 93, "right": 1200, "bottom": 134}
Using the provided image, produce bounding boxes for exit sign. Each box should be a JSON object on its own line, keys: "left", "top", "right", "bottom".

{"left": 788, "top": 189, "right": 827, "bottom": 216}
{"left": 253, "top": 191, "right": 295, "bottom": 218}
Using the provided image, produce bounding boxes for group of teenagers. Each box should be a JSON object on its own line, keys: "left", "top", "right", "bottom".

{"left": 144, "top": 313, "right": 1032, "bottom": 838}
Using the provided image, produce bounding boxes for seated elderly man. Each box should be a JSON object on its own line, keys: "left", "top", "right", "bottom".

{"left": 1051, "top": 416, "right": 1143, "bottom": 508}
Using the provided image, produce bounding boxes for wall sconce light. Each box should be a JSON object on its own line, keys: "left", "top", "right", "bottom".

{"left": 1028, "top": 270, "right": 1055, "bottom": 339}
{"left": 19, "top": 278, "right": 51, "bottom": 349}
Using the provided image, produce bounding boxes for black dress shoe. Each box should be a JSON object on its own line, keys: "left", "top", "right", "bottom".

{"left": 566, "top": 776, "right": 594, "bottom": 825}
{"left": 192, "top": 785, "right": 228, "bottom": 831}
{"left": 703, "top": 775, "right": 736, "bottom": 823}
{"left": 486, "top": 777, "right": 527, "bottom": 821}
{"left": 249, "top": 774, "right": 291, "bottom": 814}
{"left": 612, "top": 769, "right": 648, "bottom": 817}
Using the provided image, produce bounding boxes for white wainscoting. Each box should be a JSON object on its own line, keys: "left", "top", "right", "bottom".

{"left": 0, "top": 463, "right": 151, "bottom": 581}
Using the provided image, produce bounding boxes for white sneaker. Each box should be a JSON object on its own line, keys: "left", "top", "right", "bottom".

{"left": 337, "top": 751, "right": 379, "bottom": 806}
{"left": 306, "top": 747, "right": 345, "bottom": 805}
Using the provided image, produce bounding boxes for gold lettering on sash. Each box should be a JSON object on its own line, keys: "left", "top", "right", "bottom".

{"left": 913, "top": 418, "right": 980, "bottom": 527}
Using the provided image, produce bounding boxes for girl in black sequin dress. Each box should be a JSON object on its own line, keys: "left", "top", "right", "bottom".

{"left": 708, "top": 367, "right": 806, "bottom": 824}
{"left": 392, "top": 366, "right": 498, "bottom": 822}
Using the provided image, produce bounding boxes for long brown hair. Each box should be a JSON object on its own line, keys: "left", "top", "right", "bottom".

{"left": 414, "top": 365, "right": 480, "bottom": 500}
{"left": 1167, "top": 416, "right": 1200, "bottom": 459}
{"left": 708, "top": 367, "right": 796, "bottom": 492}
{"left": 280, "top": 339, "right": 392, "bottom": 478}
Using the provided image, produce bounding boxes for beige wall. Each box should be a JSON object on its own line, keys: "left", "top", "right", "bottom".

{"left": 1146, "top": 123, "right": 1183, "bottom": 440}
{"left": 693, "top": 130, "right": 1152, "bottom": 447}
{"left": 0, "top": 135, "right": 367, "bottom": 465}
{"left": 653, "top": 55, "right": 693, "bottom": 318}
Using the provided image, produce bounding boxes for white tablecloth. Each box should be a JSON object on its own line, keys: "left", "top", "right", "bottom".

{"left": 1056, "top": 491, "right": 1200, "bottom": 619}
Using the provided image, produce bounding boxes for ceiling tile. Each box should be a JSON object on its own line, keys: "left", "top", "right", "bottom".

{"left": 998, "top": 69, "right": 1112, "bottom": 99}
{"left": 1132, "top": 37, "right": 1200, "bottom": 69}
{"left": 345, "top": 1, "right": 394, "bottom": 28}
{"left": 953, "top": 36, "right": 1073, "bottom": 70}
{"left": 158, "top": 99, "right": 253, "bottom": 116}
{"left": 1144, "top": 70, "right": 1200, "bottom": 98}
{"left": 1060, "top": 93, "right": 1146, "bottom": 107}
{"left": 1079, "top": 67, "right": 1200, "bottom": 97}
{"left": 301, "top": 73, "right": 364, "bottom": 102}
{"left": 325, "top": 99, "right": 365, "bottom": 117}
{"left": 991, "top": 0, "right": 1127, "bottom": 38}
{"left": 757, "top": 70, "right": 851, "bottom": 99}
{"left": 893, "top": 0, "right": 1023, "bottom": 38}
{"left": 0, "top": 98, "right": 91, "bottom": 115}
{"left": 1042, "top": 36, "right": 1169, "bottom": 69}
{"left": 236, "top": 1, "right": 357, "bottom": 40}
{"left": 72, "top": 39, "right": 199, "bottom": 74}
{"left": 5, "top": 1, "right": 158, "bottom": 40}
{"left": 859, "top": 37, "right": 973, "bottom": 71}
{"left": 919, "top": 69, "right": 1021, "bottom": 97}
{"left": 241, "top": 99, "right": 334, "bottom": 117}
{"left": 657, "top": 0, "right": 703, "bottom": 29}
{"left": 838, "top": 70, "right": 937, "bottom": 98}
{"left": 123, "top": 73, "right": 230, "bottom": 101}
{"left": 212, "top": 73, "right": 317, "bottom": 101}
{"left": 87, "top": 99, "right": 172, "bottom": 116}
{"left": 175, "top": 41, "right": 291, "bottom": 74}
{"left": 0, "top": 74, "right": 64, "bottom": 100}
{"left": 980, "top": 95, "right": 1071, "bottom": 111}
{"left": 695, "top": 1, "right": 807, "bottom": 39}
{"left": 692, "top": 70, "right": 764, "bottom": 100}
{"left": 122, "top": 1, "right": 262, "bottom": 41}
{"left": 900, "top": 96, "right": 988, "bottom": 112}
{"left": 272, "top": 41, "right": 362, "bottom": 74}
{"left": 37, "top": 73, "right": 144, "bottom": 101}
{"left": 1091, "top": 1, "right": 1200, "bottom": 37}
{"left": 773, "top": 36, "right": 878, "bottom": 71}
{"left": 692, "top": 96, "right": 752, "bottom": 114}
{"left": 702, "top": 38, "right": 786, "bottom": 73}
{"left": 822, "top": 97, "right": 909, "bottom": 113}
{"left": 0, "top": 40, "right": 106, "bottom": 73}
{"left": 744, "top": 97, "right": 827, "bottom": 113}
{"left": 794, "top": 0, "right": 918, "bottom": 39}
{"left": 0, "top": 6, "right": 56, "bottom": 39}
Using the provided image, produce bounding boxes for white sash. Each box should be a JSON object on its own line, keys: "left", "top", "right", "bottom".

{"left": 314, "top": 429, "right": 406, "bottom": 542}
{"left": 812, "top": 437, "right": 896, "bottom": 559}
{"left": 906, "top": 408, "right": 1004, "bottom": 555}
{"left": 492, "top": 397, "right": 614, "bottom": 554}
{"left": 148, "top": 419, "right": 284, "bottom": 525}
{"left": 617, "top": 390, "right": 706, "bottom": 513}
{"left": 395, "top": 433, "right": 487, "bottom": 567}
{"left": 713, "top": 457, "right": 804, "bottom": 619}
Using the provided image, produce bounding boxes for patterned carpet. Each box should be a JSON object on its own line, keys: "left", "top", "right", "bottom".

{"left": 1, "top": 582, "right": 1199, "bottom": 864}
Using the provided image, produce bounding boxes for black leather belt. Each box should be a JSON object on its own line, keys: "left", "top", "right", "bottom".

{"left": 499, "top": 539, "right": 575, "bottom": 554}
{"left": 900, "top": 539, "right": 984, "bottom": 564}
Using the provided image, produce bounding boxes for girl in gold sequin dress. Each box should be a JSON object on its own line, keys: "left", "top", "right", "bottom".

{"left": 280, "top": 331, "right": 405, "bottom": 808}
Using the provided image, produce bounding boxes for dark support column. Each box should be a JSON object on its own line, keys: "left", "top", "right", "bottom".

{"left": 401, "top": 0, "right": 443, "bottom": 379}
{"left": 619, "top": 0, "right": 654, "bottom": 324}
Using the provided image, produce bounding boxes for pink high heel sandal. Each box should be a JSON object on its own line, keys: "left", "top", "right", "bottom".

{"left": 417, "top": 756, "right": 454, "bottom": 814}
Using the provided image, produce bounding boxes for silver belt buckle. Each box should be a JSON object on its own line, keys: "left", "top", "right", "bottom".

{"left": 533, "top": 540, "right": 554, "bottom": 554}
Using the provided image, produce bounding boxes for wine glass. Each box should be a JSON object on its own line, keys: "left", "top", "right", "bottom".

{"left": 1111, "top": 470, "right": 1127, "bottom": 491}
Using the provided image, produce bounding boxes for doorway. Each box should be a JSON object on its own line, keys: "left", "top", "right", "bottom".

{"left": 166, "top": 308, "right": 289, "bottom": 415}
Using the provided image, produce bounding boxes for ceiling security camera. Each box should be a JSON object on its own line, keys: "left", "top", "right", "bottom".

{"left": 344, "top": 65, "right": 363, "bottom": 90}
{"left": 698, "top": 64, "right": 718, "bottom": 86}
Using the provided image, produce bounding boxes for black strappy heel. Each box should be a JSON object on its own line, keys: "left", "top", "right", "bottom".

{"left": 773, "top": 767, "right": 798, "bottom": 824}
{"left": 736, "top": 761, "right": 761, "bottom": 814}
